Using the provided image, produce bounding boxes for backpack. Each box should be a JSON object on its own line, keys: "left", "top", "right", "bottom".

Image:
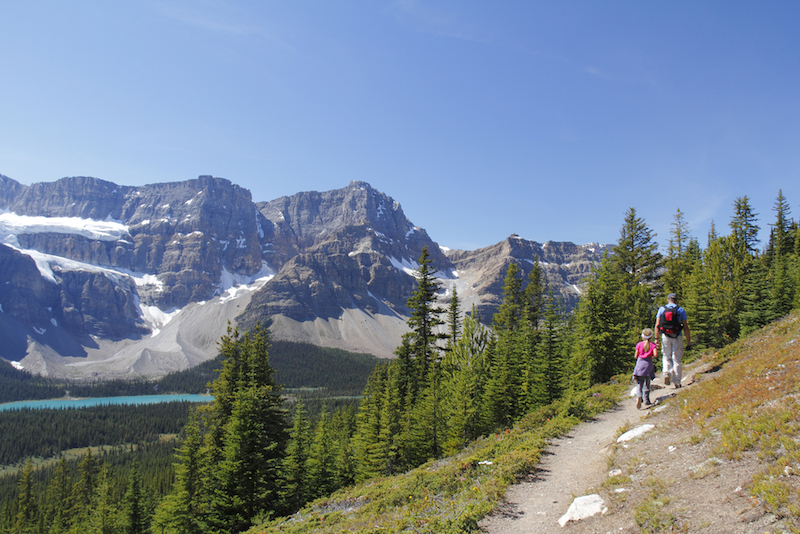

{"left": 659, "top": 305, "right": 683, "bottom": 338}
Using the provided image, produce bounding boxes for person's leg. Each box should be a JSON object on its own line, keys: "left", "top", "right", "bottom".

{"left": 661, "top": 334, "right": 673, "bottom": 385}
{"left": 672, "top": 336, "right": 684, "bottom": 386}
{"left": 635, "top": 376, "right": 644, "bottom": 408}
{"left": 643, "top": 377, "right": 651, "bottom": 405}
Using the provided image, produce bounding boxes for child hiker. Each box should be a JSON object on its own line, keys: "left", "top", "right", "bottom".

{"left": 633, "top": 328, "right": 657, "bottom": 409}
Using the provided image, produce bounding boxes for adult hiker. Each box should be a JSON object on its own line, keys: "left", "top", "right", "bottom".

{"left": 655, "top": 293, "right": 691, "bottom": 388}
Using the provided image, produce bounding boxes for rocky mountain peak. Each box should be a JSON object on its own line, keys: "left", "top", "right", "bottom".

{"left": 1, "top": 174, "right": 608, "bottom": 377}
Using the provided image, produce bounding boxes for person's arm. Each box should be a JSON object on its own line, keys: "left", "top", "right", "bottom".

{"left": 683, "top": 320, "right": 691, "bottom": 347}
{"left": 654, "top": 315, "right": 661, "bottom": 346}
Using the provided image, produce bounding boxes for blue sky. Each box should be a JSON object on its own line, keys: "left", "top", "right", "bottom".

{"left": 1, "top": 1, "right": 799, "bottom": 251}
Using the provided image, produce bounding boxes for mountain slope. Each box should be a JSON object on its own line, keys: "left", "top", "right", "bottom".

{"left": 0, "top": 174, "right": 608, "bottom": 377}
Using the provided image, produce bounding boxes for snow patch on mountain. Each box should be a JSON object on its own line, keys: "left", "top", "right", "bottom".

{"left": 0, "top": 212, "right": 129, "bottom": 246}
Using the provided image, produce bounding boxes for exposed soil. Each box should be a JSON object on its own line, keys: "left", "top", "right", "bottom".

{"left": 479, "top": 361, "right": 795, "bottom": 533}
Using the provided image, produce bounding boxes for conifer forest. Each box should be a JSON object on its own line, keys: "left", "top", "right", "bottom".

{"left": 2, "top": 191, "right": 800, "bottom": 534}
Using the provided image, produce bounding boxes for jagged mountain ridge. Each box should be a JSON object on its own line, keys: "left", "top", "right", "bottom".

{"left": 0, "top": 174, "right": 609, "bottom": 379}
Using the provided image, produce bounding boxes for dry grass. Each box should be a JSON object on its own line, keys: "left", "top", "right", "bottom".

{"left": 677, "top": 314, "right": 800, "bottom": 526}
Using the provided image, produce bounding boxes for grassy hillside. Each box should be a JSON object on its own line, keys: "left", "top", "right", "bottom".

{"left": 598, "top": 311, "right": 800, "bottom": 532}
{"left": 247, "top": 382, "right": 624, "bottom": 533}
{"left": 249, "top": 311, "right": 800, "bottom": 533}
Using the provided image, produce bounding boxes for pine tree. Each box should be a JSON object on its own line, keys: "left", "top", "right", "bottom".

{"left": 493, "top": 262, "right": 524, "bottom": 333}
{"left": 307, "top": 406, "right": 336, "bottom": 500}
{"left": 769, "top": 190, "right": 793, "bottom": 261}
{"left": 484, "top": 262, "right": 528, "bottom": 428}
{"left": 440, "top": 306, "right": 490, "bottom": 454}
{"left": 121, "top": 460, "right": 146, "bottom": 534}
{"left": 738, "top": 259, "right": 773, "bottom": 336}
{"left": 154, "top": 410, "right": 204, "bottom": 534}
{"left": 446, "top": 285, "right": 461, "bottom": 351}
{"left": 685, "top": 234, "right": 745, "bottom": 347}
{"left": 352, "top": 364, "right": 389, "bottom": 483}
{"left": 663, "top": 208, "right": 693, "bottom": 298}
{"left": 14, "top": 459, "right": 37, "bottom": 534}
{"left": 69, "top": 449, "right": 99, "bottom": 531}
{"left": 534, "top": 292, "right": 566, "bottom": 406}
{"left": 43, "top": 458, "right": 71, "bottom": 534}
{"left": 612, "top": 208, "right": 662, "bottom": 339}
{"left": 281, "top": 398, "right": 312, "bottom": 512}
{"left": 87, "top": 464, "right": 119, "bottom": 534}
{"left": 730, "top": 196, "right": 760, "bottom": 255}
{"left": 568, "top": 253, "right": 630, "bottom": 388}
{"left": 158, "top": 324, "right": 288, "bottom": 534}
{"left": 330, "top": 406, "right": 357, "bottom": 489}
{"left": 404, "top": 247, "right": 447, "bottom": 386}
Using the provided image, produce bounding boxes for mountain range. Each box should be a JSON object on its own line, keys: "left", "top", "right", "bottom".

{"left": 0, "top": 174, "right": 610, "bottom": 379}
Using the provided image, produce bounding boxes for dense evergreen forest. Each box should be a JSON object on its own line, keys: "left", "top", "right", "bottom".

{"left": 3, "top": 191, "right": 799, "bottom": 534}
{"left": 0, "top": 402, "right": 195, "bottom": 466}
{"left": 0, "top": 340, "right": 378, "bottom": 404}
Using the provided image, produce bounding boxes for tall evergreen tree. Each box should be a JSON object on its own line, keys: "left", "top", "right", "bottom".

{"left": 533, "top": 292, "right": 566, "bottom": 407}
{"left": 122, "top": 460, "right": 145, "bottom": 534}
{"left": 568, "top": 253, "right": 629, "bottom": 389}
{"left": 43, "top": 458, "right": 71, "bottom": 534}
{"left": 307, "top": 406, "right": 336, "bottom": 500}
{"left": 738, "top": 259, "right": 773, "bottom": 336}
{"left": 446, "top": 285, "right": 461, "bottom": 351}
{"left": 663, "top": 208, "right": 693, "bottom": 298}
{"left": 612, "top": 208, "right": 662, "bottom": 340}
{"left": 280, "top": 398, "right": 312, "bottom": 513}
{"left": 14, "top": 460, "right": 37, "bottom": 534}
{"left": 70, "top": 449, "right": 99, "bottom": 530}
{"left": 87, "top": 464, "right": 118, "bottom": 534}
{"left": 158, "top": 324, "right": 287, "bottom": 534}
{"left": 769, "top": 189, "right": 793, "bottom": 261}
{"left": 440, "top": 306, "right": 490, "bottom": 454}
{"left": 154, "top": 411, "right": 204, "bottom": 534}
{"left": 404, "top": 247, "right": 446, "bottom": 384}
{"left": 730, "top": 196, "right": 760, "bottom": 255}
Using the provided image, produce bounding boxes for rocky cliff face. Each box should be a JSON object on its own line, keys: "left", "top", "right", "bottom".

{"left": 0, "top": 175, "right": 607, "bottom": 378}
{"left": 445, "top": 236, "right": 610, "bottom": 321}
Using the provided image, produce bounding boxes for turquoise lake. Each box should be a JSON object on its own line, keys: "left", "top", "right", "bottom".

{"left": 0, "top": 394, "right": 213, "bottom": 411}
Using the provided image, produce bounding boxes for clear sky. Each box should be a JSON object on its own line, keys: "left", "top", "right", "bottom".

{"left": 2, "top": 1, "right": 799, "bottom": 252}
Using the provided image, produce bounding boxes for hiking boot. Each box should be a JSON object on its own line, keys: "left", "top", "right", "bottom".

{"left": 636, "top": 397, "right": 642, "bottom": 409}
{"left": 664, "top": 373, "right": 671, "bottom": 386}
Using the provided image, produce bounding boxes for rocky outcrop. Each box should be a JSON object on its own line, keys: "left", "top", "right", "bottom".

{"left": 445, "top": 235, "right": 610, "bottom": 321}
{"left": 0, "top": 175, "right": 608, "bottom": 378}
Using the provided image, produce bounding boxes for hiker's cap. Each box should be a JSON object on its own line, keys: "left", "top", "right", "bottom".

{"left": 667, "top": 293, "right": 677, "bottom": 300}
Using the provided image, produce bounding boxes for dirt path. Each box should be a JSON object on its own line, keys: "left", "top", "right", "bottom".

{"left": 479, "top": 374, "right": 681, "bottom": 534}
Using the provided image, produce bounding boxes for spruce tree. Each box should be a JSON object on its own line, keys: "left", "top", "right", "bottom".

{"left": 534, "top": 292, "right": 566, "bottom": 406}
{"left": 307, "top": 406, "right": 337, "bottom": 500}
{"left": 404, "top": 247, "right": 447, "bottom": 385}
{"left": 568, "top": 253, "right": 629, "bottom": 388}
{"left": 612, "top": 208, "right": 662, "bottom": 339}
{"left": 122, "top": 460, "right": 145, "bottom": 534}
{"left": 446, "top": 285, "right": 461, "bottom": 351}
{"left": 440, "top": 306, "right": 490, "bottom": 454}
{"left": 738, "top": 259, "right": 773, "bottom": 336}
{"left": 154, "top": 410, "right": 204, "bottom": 534}
{"left": 730, "top": 196, "right": 760, "bottom": 255}
{"left": 14, "top": 459, "right": 37, "bottom": 534}
{"left": 280, "top": 398, "right": 312, "bottom": 513}
{"left": 663, "top": 208, "right": 692, "bottom": 298}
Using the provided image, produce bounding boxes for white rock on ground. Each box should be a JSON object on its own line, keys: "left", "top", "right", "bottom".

{"left": 558, "top": 494, "right": 606, "bottom": 527}
{"left": 616, "top": 424, "right": 655, "bottom": 443}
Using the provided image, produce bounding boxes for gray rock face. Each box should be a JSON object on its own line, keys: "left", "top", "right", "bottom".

{"left": 445, "top": 236, "right": 610, "bottom": 321}
{"left": 0, "top": 175, "right": 607, "bottom": 378}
